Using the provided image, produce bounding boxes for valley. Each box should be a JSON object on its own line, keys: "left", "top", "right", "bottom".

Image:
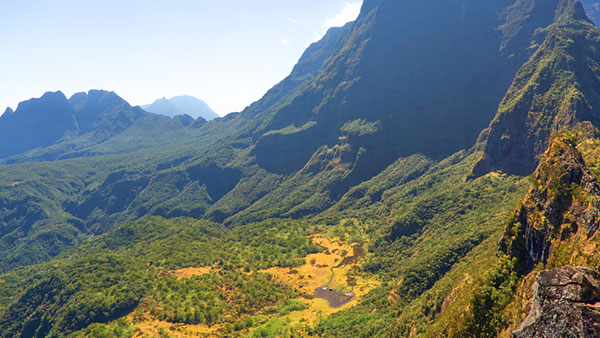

{"left": 2, "top": 0, "right": 600, "bottom": 337}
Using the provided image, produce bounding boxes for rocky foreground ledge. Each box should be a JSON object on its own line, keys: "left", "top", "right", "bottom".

{"left": 514, "top": 266, "right": 600, "bottom": 338}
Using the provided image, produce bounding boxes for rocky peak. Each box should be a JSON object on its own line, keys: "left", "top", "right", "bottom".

{"left": 513, "top": 266, "right": 600, "bottom": 338}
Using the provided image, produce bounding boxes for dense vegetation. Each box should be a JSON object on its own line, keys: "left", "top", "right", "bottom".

{"left": 0, "top": 217, "right": 323, "bottom": 337}
{"left": 1, "top": 0, "right": 600, "bottom": 337}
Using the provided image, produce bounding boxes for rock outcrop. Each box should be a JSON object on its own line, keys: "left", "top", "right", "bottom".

{"left": 513, "top": 266, "right": 600, "bottom": 338}
{"left": 499, "top": 132, "right": 600, "bottom": 273}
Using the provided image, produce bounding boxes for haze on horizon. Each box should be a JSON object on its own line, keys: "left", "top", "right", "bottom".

{"left": 0, "top": 1, "right": 362, "bottom": 117}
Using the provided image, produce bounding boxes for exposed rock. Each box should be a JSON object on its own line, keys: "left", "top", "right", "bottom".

{"left": 499, "top": 134, "right": 600, "bottom": 273}
{"left": 473, "top": 0, "right": 600, "bottom": 176}
{"left": 513, "top": 266, "right": 600, "bottom": 338}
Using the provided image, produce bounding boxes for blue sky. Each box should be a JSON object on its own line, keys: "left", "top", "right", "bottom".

{"left": 0, "top": 1, "right": 362, "bottom": 116}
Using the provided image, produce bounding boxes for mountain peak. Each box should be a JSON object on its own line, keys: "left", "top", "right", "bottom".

{"left": 142, "top": 95, "right": 218, "bottom": 120}
{"left": 473, "top": 3, "right": 600, "bottom": 176}
{"left": 557, "top": 0, "right": 592, "bottom": 22}
{"left": 0, "top": 91, "right": 77, "bottom": 158}
{"left": 69, "top": 89, "right": 128, "bottom": 108}
{"left": 13, "top": 90, "right": 70, "bottom": 114}
{"left": 582, "top": 0, "right": 600, "bottom": 25}
{"left": 2, "top": 107, "right": 13, "bottom": 116}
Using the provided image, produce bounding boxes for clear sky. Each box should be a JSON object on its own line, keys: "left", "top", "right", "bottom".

{"left": 0, "top": 1, "right": 362, "bottom": 116}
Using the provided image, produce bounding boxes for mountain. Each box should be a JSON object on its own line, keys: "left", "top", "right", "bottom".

{"left": 69, "top": 90, "right": 147, "bottom": 137}
{"left": 141, "top": 95, "right": 218, "bottom": 120}
{"left": 2, "top": 0, "right": 600, "bottom": 337}
{"left": 0, "top": 90, "right": 203, "bottom": 164}
{"left": 582, "top": 0, "right": 600, "bottom": 24}
{"left": 201, "top": 0, "right": 575, "bottom": 224}
{"left": 473, "top": 0, "right": 600, "bottom": 176}
{"left": 0, "top": 91, "right": 78, "bottom": 158}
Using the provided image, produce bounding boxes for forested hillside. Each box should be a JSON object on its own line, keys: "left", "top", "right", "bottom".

{"left": 2, "top": 0, "right": 600, "bottom": 337}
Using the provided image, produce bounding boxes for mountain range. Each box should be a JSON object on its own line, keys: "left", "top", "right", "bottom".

{"left": 1, "top": 0, "right": 600, "bottom": 337}
{"left": 141, "top": 95, "right": 218, "bottom": 120}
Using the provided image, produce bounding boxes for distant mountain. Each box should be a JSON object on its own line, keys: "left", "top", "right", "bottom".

{"left": 582, "top": 0, "right": 600, "bottom": 25}
{"left": 70, "top": 90, "right": 148, "bottom": 139}
{"left": 0, "top": 91, "right": 78, "bottom": 158}
{"left": 0, "top": 90, "right": 189, "bottom": 162}
{"left": 473, "top": 1, "right": 600, "bottom": 176}
{"left": 142, "top": 95, "right": 218, "bottom": 120}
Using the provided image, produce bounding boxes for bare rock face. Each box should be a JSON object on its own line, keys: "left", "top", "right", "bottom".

{"left": 513, "top": 266, "right": 600, "bottom": 338}
{"left": 499, "top": 134, "right": 600, "bottom": 273}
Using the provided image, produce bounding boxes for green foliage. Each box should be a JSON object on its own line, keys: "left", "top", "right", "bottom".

{"left": 0, "top": 254, "right": 149, "bottom": 338}
{"left": 0, "top": 3, "right": 595, "bottom": 337}
{"left": 270, "top": 299, "right": 307, "bottom": 316}
{"left": 0, "top": 217, "right": 319, "bottom": 336}
{"left": 340, "top": 119, "right": 381, "bottom": 137}
{"left": 451, "top": 255, "right": 520, "bottom": 338}
{"left": 151, "top": 271, "right": 292, "bottom": 326}
{"left": 71, "top": 319, "right": 138, "bottom": 338}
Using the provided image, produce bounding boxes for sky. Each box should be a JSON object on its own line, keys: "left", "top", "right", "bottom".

{"left": 0, "top": 1, "right": 362, "bottom": 117}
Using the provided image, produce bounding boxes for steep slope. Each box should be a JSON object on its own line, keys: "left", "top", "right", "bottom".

{"left": 0, "top": 91, "right": 77, "bottom": 158}
{"left": 2, "top": 2, "right": 600, "bottom": 336}
{"left": 0, "top": 0, "right": 588, "bottom": 273}
{"left": 0, "top": 23, "right": 355, "bottom": 271}
{"left": 0, "top": 90, "right": 159, "bottom": 161}
{"left": 237, "top": 22, "right": 352, "bottom": 124}
{"left": 512, "top": 266, "right": 600, "bottom": 338}
{"left": 499, "top": 129, "right": 600, "bottom": 274}
{"left": 69, "top": 90, "right": 149, "bottom": 137}
{"left": 474, "top": 0, "right": 600, "bottom": 176}
{"left": 203, "top": 0, "right": 578, "bottom": 224}
{"left": 247, "top": 0, "right": 562, "bottom": 154}
{"left": 495, "top": 129, "right": 600, "bottom": 338}
{"left": 393, "top": 128, "right": 600, "bottom": 338}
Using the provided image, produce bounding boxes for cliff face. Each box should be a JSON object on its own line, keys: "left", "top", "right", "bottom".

{"left": 499, "top": 130, "right": 600, "bottom": 273}
{"left": 513, "top": 266, "right": 600, "bottom": 338}
{"left": 474, "top": 0, "right": 600, "bottom": 176}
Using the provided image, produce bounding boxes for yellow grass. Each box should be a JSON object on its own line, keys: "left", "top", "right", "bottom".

{"left": 261, "top": 234, "right": 379, "bottom": 325}
{"left": 124, "top": 233, "right": 378, "bottom": 336}
{"left": 172, "top": 266, "right": 213, "bottom": 279}
{"left": 131, "top": 318, "right": 221, "bottom": 338}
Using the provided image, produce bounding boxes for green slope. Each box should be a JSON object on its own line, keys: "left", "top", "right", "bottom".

{"left": 2, "top": 0, "right": 600, "bottom": 337}
{"left": 474, "top": 0, "right": 600, "bottom": 175}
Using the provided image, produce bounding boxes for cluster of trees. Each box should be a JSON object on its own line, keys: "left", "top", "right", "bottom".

{"left": 0, "top": 217, "right": 324, "bottom": 336}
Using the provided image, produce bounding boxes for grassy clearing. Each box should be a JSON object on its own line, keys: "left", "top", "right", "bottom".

{"left": 260, "top": 233, "right": 379, "bottom": 327}
{"left": 131, "top": 318, "right": 221, "bottom": 338}
{"left": 171, "top": 266, "right": 214, "bottom": 280}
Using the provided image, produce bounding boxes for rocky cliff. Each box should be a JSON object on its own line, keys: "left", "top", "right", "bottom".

{"left": 499, "top": 129, "right": 600, "bottom": 273}
{"left": 513, "top": 266, "right": 600, "bottom": 338}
